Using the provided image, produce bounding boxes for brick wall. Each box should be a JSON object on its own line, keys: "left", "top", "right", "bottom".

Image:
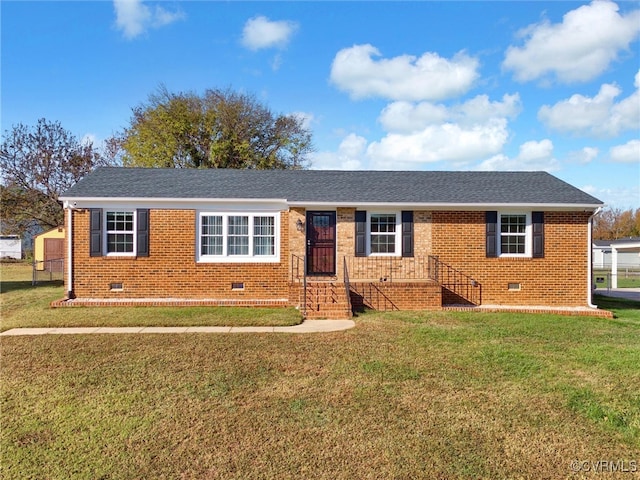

{"left": 350, "top": 281, "right": 441, "bottom": 311}
{"left": 430, "top": 211, "right": 592, "bottom": 307}
{"left": 70, "top": 209, "right": 291, "bottom": 299}
{"left": 68, "top": 206, "right": 594, "bottom": 308}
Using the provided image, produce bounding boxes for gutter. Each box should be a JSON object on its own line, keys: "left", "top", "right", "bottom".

{"left": 66, "top": 207, "right": 74, "bottom": 299}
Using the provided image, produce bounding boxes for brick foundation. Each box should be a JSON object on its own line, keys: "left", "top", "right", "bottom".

{"left": 349, "top": 281, "right": 442, "bottom": 311}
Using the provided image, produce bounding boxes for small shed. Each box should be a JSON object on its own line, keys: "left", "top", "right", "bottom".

{"left": 34, "top": 227, "right": 65, "bottom": 271}
{"left": 0, "top": 235, "right": 22, "bottom": 259}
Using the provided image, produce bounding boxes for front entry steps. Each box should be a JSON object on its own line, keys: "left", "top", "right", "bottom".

{"left": 302, "top": 282, "right": 352, "bottom": 320}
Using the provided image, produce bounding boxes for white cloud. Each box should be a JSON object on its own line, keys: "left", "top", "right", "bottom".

{"left": 581, "top": 184, "right": 640, "bottom": 208}
{"left": 476, "top": 139, "right": 560, "bottom": 172}
{"left": 114, "top": 0, "right": 184, "bottom": 39}
{"left": 503, "top": 0, "right": 640, "bottom": 83}
{"left": 454, "top": 94, "right": 522, "bottom": 124}
{"left": 566, "top": 147, "right": 599, "bottom": 165}
{"left": 310, "top": 134, "right": 366, "bottom": 170}
{"left": 609, "top": 139, "right": 640, "bottom": 163}
{"left": 538, "top": 70, "right": 640, "bottom": 137}
{"left": 330, "top": 44, "right": 479, "bottom": 101}
{"left": 364, "top": 93, "right": 520, "bottom": 168}
{"left": 289, "top": 112, "right": 315, "bottom": 131}
{"left": 379, "top": 94, "right": 521, "bottom": 133}
{"left": 378, "top": 102, "right": 449, "bottom": 133}
{"left": 241, "top": 16, "right": 298, "bottom": 51}
{"left": 367, "top": 119, "right": 510, "bottom": 168}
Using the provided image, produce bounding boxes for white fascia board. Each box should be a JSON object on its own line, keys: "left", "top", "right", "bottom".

{"left": 61, "top": 196, "right": 602, "bottom": 212}
{"left": 61, "top": 197, "right": 289, "bottom": 211}
{"left": 286, "top": 201, "right": 603, "bottom": 211}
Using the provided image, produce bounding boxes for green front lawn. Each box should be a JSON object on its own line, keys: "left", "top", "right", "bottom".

{"left": 0, "top": 262, "right": 301, "bottom": 331}
{"left": 2, "top": 264, "right": 639, "bottom": 479}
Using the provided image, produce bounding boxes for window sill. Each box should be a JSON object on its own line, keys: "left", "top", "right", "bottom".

{"left": 197, "top": 256, "right": 280, "bottom": 264}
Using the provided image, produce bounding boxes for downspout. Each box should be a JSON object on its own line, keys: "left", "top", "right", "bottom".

{"left": 587, "top": 208, "right": 601, "bottom": 309}
{"left": 66, "top": 206, "right": 75, "bottom": 299}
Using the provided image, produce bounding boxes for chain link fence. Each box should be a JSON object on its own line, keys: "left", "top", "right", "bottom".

{"left": 32, "top": 259, "right": 64, "bottom": 285}
{"left": 593, "top": 267, "right": 640, "bottom": 290}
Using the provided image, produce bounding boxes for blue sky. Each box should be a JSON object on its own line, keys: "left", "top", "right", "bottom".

{"left": 2, "top": 0, "right": 639, "bottom": 208}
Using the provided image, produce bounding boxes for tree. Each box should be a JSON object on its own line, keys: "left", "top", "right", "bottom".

{"left": 113, "top": 86, "right": 313, "bottom": 169}
{"left": 593, "top": 207, "right": 640, "bottom": 240}
{"left": 0, "top": 119, "right": 112, "bottom": 236}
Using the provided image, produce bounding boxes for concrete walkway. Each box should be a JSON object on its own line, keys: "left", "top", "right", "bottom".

{"left": 593, "top": 288, "right": 640, "bottom": 301}
{"left": 0, "top": 319, "right": 356, "bottom": 336}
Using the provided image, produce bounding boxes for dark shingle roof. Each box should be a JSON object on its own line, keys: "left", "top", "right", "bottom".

{"left": 61, "top": 167, "right": 603, "bottom": 206}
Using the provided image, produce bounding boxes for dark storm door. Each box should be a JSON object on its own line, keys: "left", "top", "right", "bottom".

{"left": 306, "top": 211, "right": 336, "bottom": 275}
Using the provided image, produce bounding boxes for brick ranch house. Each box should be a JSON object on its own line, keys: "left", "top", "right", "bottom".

{"left": 56, "top": 167, "right": 610, "bottom": 319}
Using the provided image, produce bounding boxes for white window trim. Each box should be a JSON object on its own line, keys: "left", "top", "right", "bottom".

{"left": 498, "top": 212, "right": 532, "bottom": 258}
{"left": 367, "top": 211, "right": 401, "bottom": 257}
{"left": 197, "top": 211, "right": 280, "bottom": 263}
{"left": 104, "top": 209, "right": 136, "bottom": 257}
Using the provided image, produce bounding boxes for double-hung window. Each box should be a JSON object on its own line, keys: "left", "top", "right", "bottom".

{"left": 370, "top": 214, "right": 398, "bottom": 254}
{"left": 106, "top": 211, "right": 135, "bottom": 255}
{"left": 499, "top": 213, "right": 530, "bottom": 257}
{"left": 355, "top": 210, "right": 413, "bottom": 258}
{"left": 253, "top": 216, "right": 275, "bottom": 256}
{"left": 228, "top": 216, "right": 250, "bottom": 255}
{"left": 199, "top": 213, "right": 278, "bottom": 262}
{"left": 201, "top": 215, "right": 223, "bottom": 255}
{"left": 368, "top": 212, "right": 400, "bottom": 256}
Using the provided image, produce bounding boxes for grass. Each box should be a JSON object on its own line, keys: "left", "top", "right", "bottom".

{"left": 594, "top": 269, "right": 640, "bottom": 289}
{"left": 0, "top": 262, "right": 302, "bottom": 331}
{"left": 2, "top": 262, "right": 640, "bottom": 479}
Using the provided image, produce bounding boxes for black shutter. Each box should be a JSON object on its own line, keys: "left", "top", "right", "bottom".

{"left": 486, "top": 211, "right": 498, "bottom": 258}
{"left": 401, "top": 211, "right": 414, "bottom": 257}
{"left": 532, "top": 211, "right": 544, "bottom": 258}
{"left": 136, "top": 209, "right": 150, "bottom": 257}
{"left": 355, "top": 210, "right": 366, "bottom": 257}
{"left": 89, "top": 208, "right": 102, "bottom": 257}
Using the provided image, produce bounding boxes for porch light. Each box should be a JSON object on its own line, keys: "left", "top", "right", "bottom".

{"left": 296, "top": 219, "right": 305, "bottom": 232}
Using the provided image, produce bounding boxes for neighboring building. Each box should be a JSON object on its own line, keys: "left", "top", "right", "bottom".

{"left": 593, "top": 237, "right": 640, "bottom": 288}
{"left": 593, "top": 238, "right": 640, "bottom": 269}
{"left": 34, "top": 227, "right": 65, "bottom": 271}
{"left": 0, "top": 235, "right": 22, "bottom": 260}
{"left": 57, "top": 167, "right": 607, "bottom": 318}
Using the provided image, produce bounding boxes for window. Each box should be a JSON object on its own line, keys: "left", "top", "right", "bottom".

{"left": 201, "top": 215, "right": 223, "bottom": 255}
{"left": 500, "top": 214, "right": 526, "bottom": 255}
{"left": 90, "top": 208, "right": 148, "bottom": 257}
{"left": 228, "top": 216, "right": 249, "bottom": 255}
{"left": 497, "top": 213, "right": 531, "bottom": 257}
{"left": 487, "top": 211, "right": 544, "bottom": 259}
{"left": 370, "top": 214, "right": 397, "bottom": 254}
{"left": 106, "top": 211, "right": 135, "bottom": 255}
{"left": 253, "top": 216, "right": 275, "bottom": 256}
{"left": 198, "top": 212, "right": 279, "bottom": 262}
{"left": 355, "top": 210, "right": 413, "bottom": 258}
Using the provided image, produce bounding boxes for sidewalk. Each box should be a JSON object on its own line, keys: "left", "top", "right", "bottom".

{"left": 0, "top": 319, "right": 356, "bottom": 336}
{"left": 593, "top": 288, "right": 640, "bottom": 301}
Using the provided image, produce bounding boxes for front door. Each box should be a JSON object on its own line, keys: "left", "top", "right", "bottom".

{"left": 306, "top": 211, "right": 336, "bottom": 275}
